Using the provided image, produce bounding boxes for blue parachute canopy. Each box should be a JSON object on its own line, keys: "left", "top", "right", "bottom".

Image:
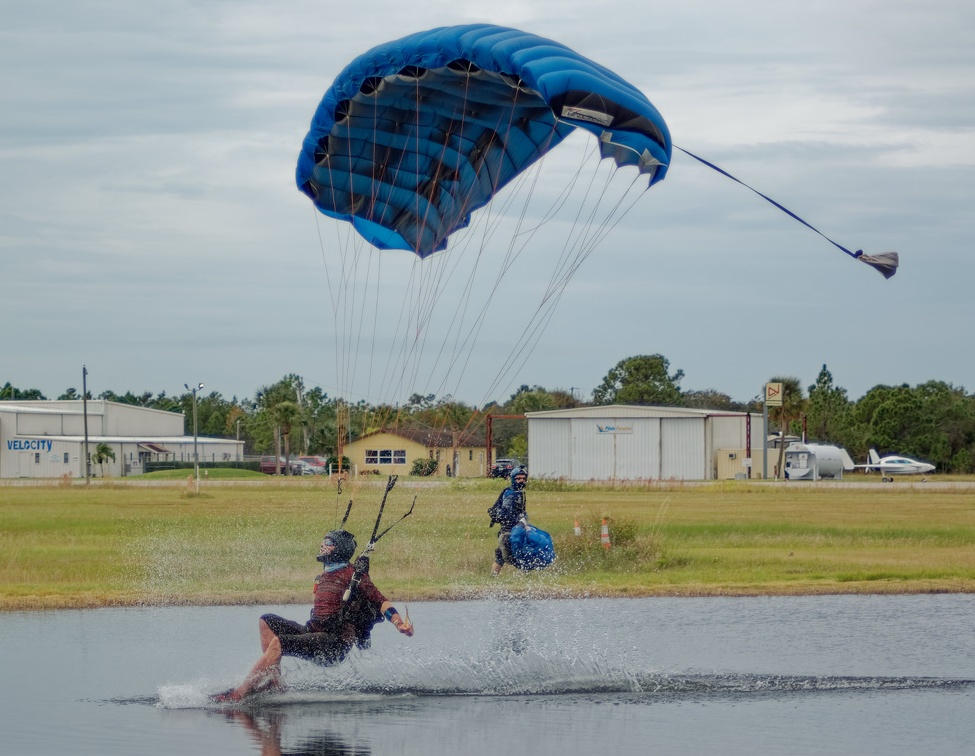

{"left": 509, "top": 521, "right": 556, "bottom": 571}
{"left": 297, "top": 24, "right": 671, "bottom": 257}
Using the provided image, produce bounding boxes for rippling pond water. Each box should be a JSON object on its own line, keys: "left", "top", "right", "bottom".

{"left": 3, "top": 594, "right": 974, "bottom": 755}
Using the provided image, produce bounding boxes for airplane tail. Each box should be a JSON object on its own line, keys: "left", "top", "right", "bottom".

{"left": 868, "top": 449, "right": 881, "bottom": 466}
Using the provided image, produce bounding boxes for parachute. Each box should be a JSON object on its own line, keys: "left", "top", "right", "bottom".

{"left": 509, "top": 521, "right": 556, "bottom": 571}
{"left": 294, "top": 25, "right": 891, "bottom": 447}
{"left": 296, "top": 24, "right": 671, "bottom": 257}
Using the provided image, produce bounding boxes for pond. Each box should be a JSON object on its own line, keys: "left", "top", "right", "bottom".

{"left": 2, "top": 594, "right": 973, "bottom": 755}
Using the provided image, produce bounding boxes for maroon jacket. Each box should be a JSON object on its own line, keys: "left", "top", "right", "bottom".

{"left": 309, "top": 564, "right": 387, "bottom": 644}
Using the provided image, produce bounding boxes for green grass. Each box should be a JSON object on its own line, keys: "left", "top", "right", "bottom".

{"left": 2, "top": 477, "right": 974, "bottom": 609}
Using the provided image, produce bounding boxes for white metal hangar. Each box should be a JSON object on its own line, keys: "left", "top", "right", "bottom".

{"left": 525, "top": 404, "right": 767, "bottom": 481}
{"left": 0, "top": 400, "right": 243, "bottom": 479}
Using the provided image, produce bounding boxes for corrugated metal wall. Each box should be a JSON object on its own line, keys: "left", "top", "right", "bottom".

{"left": 528, "top": 418, "right": 571, "bottom": 478}
{"left": 660, "top": 417, "right": 706, "bottom": 479}
{"left": 529, "top": 414, "right": 708, "bottom": 480}
{"left": 569, "top": 416, "right": 664, "bottom": 479}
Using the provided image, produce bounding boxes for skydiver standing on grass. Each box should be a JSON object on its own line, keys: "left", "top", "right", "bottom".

{"left": 488, "top": 466, "right": 529, "bottom": 575}
{"left": 211, "top": 529, "right": 413, "bottom": 702}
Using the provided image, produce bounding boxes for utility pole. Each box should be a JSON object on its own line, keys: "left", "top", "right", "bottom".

{"left": 82, "top": 365, "right": 90, "bottom": 486}
{"left": 185, "top": 382, "right": 204, "bottom": 492}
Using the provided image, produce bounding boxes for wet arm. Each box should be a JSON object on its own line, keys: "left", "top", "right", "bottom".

{"left": 380, "top": 600, "right": 413, "bottom": 636}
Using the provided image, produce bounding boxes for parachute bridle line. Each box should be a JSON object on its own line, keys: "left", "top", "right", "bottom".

{"left": 675, "top": 146, "right": 897, "bottom": 279}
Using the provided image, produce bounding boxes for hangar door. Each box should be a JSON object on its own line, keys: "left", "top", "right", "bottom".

{"left": 569, "top": 417, "right": 661, "bottom": 480}
{"left": 660, "top": 417, "right": 707, "bottom": 480}
{"left": 566, "top": 416, "right": 705, "bottom": 480}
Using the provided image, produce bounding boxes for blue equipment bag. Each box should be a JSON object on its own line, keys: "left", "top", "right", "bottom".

{"left": 509, "top": 522, "right": 556, "bottom": 571}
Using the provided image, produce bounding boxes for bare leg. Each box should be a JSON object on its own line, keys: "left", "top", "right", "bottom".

{"left": 226, "top": 619, "right": 284, "bottom": 699}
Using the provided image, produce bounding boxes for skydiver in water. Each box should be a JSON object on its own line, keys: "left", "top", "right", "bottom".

{"left": 211, "top": 529, "right": 414, "bottom": 702}
{"left": 488, "top": 465, "right": 529, "bottom": 575}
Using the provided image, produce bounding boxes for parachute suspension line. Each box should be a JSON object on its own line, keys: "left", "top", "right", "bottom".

{"left": 441, "top": 148, "right": 564, "bottom": 400}
{"left": 448, "top": 133, "right": 590, "bottom": 400}
{"left": 319, "top": 150, "right": 365, "bottom": 409}
{"left": 351, "top": 75, "right": 469, "bottom": 412}
{"left": 396, "top": 74, "right": 516, "bottom": 402}
{"left": 329, "top": 84, "right": 429, "bottom": 427}
{"left": 542, "top": 164, "right": 647, "bottom": 308}
{"left": 411, "top": 87, "right": 540, "bottom": 399}
{"left": 356, "top": 71, "right": 529, "bottom": 411}
{"left": 313, "top": 191, "right": 373, "bottom": 503}
{"left": 376, "top": 264, "right": 424, "bottom": 403}
{"left": 476, "top": 147, "right": 649, "bottom": 404}
{"left": 446, "top": 169, "right": 568, "bottom": 404}
{"left": 545, "top": 162, "right": 646, "bottom": 299}
{"left": 405, "top": 120, "right": 610, "bottom": 414}
{"left": 419, "top": 110, "right": 573, "bottom": 405}
{"left": 361, "top": 247, "right": 384, "bottom": 411}
{"left": 386, "top": 259, "right": 449, "bottom": 401}
{"left": 535, "top": 138, "right": 610, "bottom": 300}
{"left": 675, "top": 145, "right": 897, "bottom": 279}
{"left": 411, "top": 77, "right": 583, "bottom": 413}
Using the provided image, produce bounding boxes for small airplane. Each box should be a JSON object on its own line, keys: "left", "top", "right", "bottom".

{"left": 854, "top": 449, "right": 936, "bottom": 482}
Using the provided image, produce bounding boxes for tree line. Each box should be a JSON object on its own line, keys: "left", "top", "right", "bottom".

{"left": 3, "top": 354, "right": 973, "bottom": 472}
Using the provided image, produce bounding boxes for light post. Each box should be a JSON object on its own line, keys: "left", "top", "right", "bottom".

{"left": 82, "top": 365, "right": 90, "bottom": 486}
{"left": 185, "top": 382, "right": 204, "bottom": 491}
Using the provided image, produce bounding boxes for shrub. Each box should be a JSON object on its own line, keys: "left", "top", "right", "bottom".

{"left": 411, "top": 459, "right": 438, "bottom": 476}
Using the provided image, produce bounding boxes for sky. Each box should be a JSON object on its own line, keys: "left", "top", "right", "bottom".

{"left": 3, "top": 0, "right": 973, "bottom": 409}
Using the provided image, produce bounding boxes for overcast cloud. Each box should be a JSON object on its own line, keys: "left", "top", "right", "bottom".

{"left": 2, "top": 0, "right": 973, "bottom": 407}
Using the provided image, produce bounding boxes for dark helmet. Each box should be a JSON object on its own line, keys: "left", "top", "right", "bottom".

{"left": 317, "top": 529, "right": 357, "bottom": 564}
{"left": 510, "top": 465, "right": 528, "bottom": 490}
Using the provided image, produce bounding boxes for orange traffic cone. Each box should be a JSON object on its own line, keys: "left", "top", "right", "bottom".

{"left": 574, "top": 519, "right": 582, "bottom": 537}
{"left": 600, "top": 518, "right": 611, "bottom": 549}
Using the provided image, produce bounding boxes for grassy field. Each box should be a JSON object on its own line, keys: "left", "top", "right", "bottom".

{"left": 2, "top": 475, "right": 974, "bottom": 610}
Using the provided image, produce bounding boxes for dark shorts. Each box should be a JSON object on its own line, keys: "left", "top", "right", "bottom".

{"left": 261, "top": 613, "right": 351, "bottom": 666}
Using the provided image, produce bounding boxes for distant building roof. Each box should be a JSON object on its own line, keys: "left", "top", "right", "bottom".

{"left": 352, "top": 427, "right": 488, "bottom": 448}
{"left": 526, "top": 404, "right": 758, "bottom": 419}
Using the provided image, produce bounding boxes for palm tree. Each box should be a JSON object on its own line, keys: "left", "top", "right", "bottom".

{"left": 271, "top": 400, "right": 301, "bottom": 474}
{"left": 768, "top": 376, "right": 805, "bottom": 478}
{"left": 92, "top": 443, "right": 116, "bottom": 477}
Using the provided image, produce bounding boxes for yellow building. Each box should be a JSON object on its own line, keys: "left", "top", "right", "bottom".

{"left": 344, "top": 428, "right": 495, "bottom": 478}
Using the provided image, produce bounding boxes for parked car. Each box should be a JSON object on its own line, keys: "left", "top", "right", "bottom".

{"left": 297, "top": 456, "right": 328, "bottom": 473}
{"left": 490, "top": 458, "right": 519, "bottom": 478}
{"left": 292, "top": 459, "right": 320, "bottom": 476}
{"left": 259, "top": 456, "right": 302, "bottom": 475}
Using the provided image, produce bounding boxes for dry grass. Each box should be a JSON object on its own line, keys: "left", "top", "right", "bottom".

{"left": 2, "top": 477, "right": 974, "bottom": 609}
